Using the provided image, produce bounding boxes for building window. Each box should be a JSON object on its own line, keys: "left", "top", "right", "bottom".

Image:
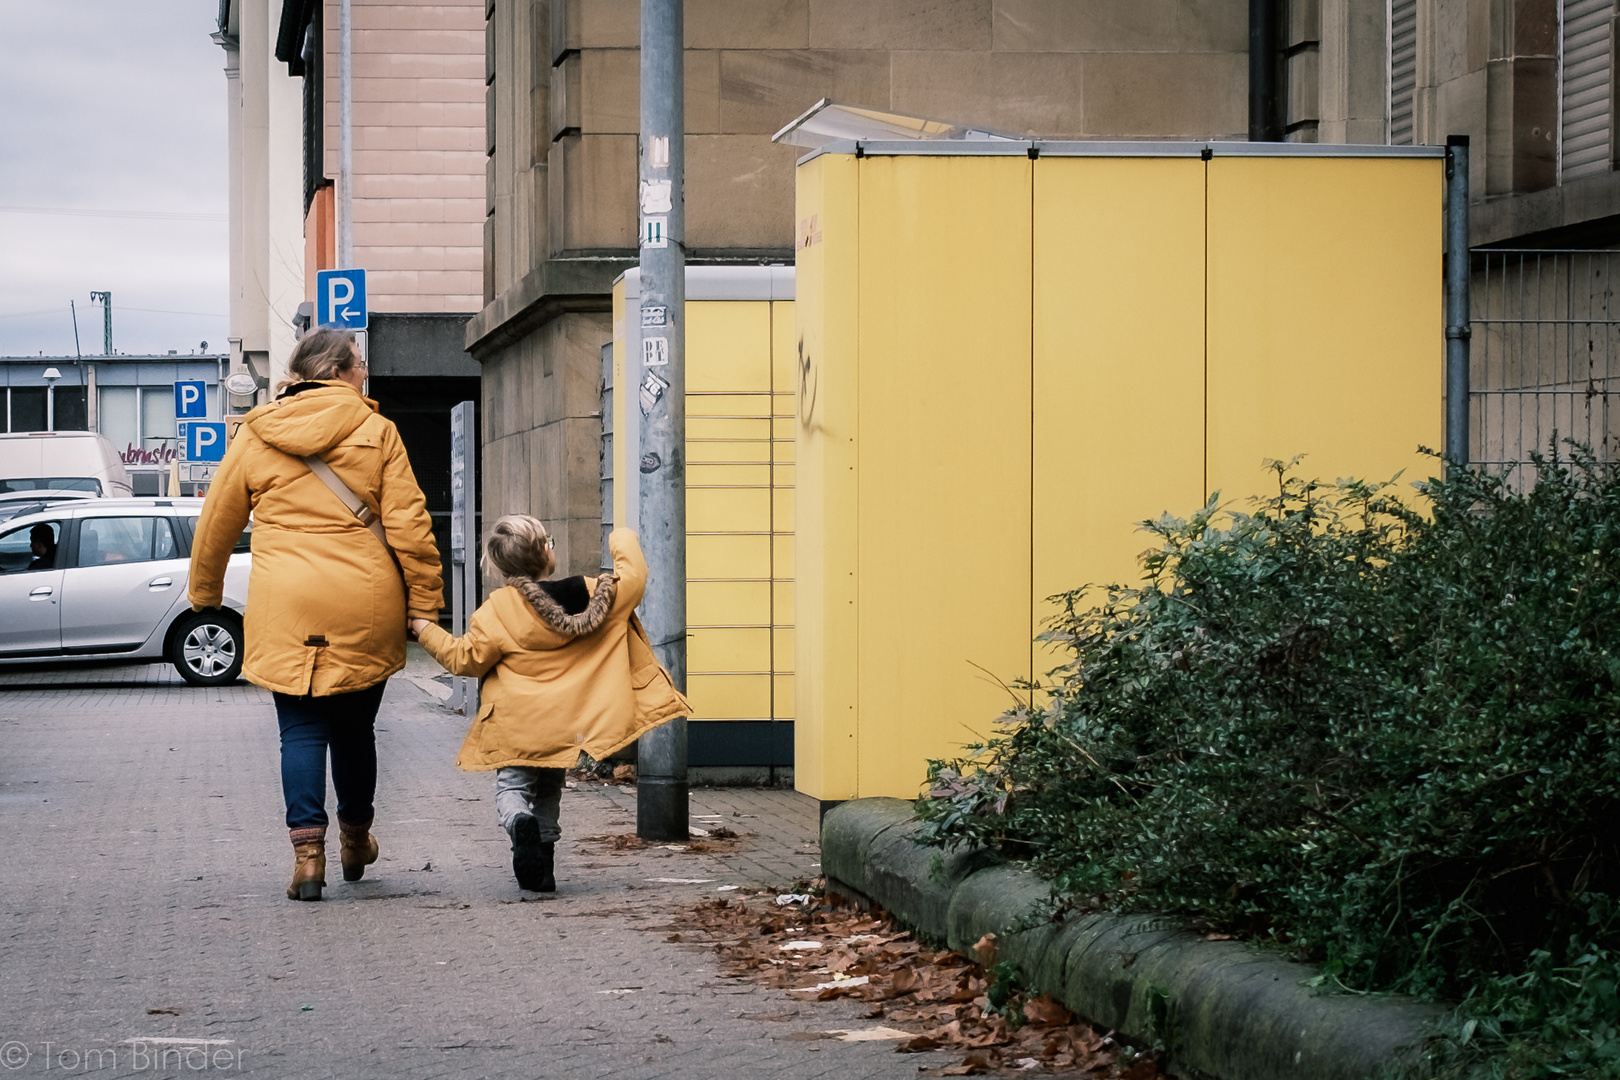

{"left": 8, "top": 387, "right": 46, "bottom": 432}
{"left": 1561, "top": 0, "right": 1615, "bottom": 181}
{"left": 1389, "top": 0, "right": 1419, "bottom": 145}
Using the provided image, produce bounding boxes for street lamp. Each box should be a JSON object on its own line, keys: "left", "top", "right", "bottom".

{"left": 42, "top": 367, "right": 61, "bottom": 432}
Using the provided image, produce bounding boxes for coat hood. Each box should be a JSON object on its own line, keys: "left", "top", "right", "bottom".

{"left": 246, "top": 382, "right": 377, "bottom": 458}
{"left": 493, "top": 573, "right": 618, "bottom": 649}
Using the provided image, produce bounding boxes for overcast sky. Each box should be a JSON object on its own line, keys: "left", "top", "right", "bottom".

{"left": 0, "top": 0, "right": 228, "bottom": 359}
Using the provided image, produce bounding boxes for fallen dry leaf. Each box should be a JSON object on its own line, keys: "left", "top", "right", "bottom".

{"left": 666, "top": 891, "right": 1164, "bottom": 1077}
{"left": 972, "top": 932, "right": 999, "bottom": 969}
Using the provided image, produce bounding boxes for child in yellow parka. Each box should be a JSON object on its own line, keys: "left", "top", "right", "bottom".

{"left": 409, "top": 515, "right": 687, "bottom": 892}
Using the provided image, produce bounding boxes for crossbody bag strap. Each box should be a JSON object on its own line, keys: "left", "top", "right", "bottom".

{"left": 301, "top": 454, "right": 392, "bottom": 553}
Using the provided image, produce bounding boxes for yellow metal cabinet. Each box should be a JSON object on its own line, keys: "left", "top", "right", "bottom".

{"left": 611, "top": 268, "right": 797, "bottom": 749}
{"left": 794, "top": 141, "right": 1445, "bottom": 802}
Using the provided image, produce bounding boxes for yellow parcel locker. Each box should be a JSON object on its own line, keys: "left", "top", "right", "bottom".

{"left": 794, "top": 140, "right": 1444, "bottom": 804}
{"left": 611, "top": 267, "right": 797, "bottom": 767}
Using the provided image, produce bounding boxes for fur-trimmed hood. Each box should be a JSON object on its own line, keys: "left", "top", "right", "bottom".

{"left": 505, "top": 573, "right": 617, "bottom": 638}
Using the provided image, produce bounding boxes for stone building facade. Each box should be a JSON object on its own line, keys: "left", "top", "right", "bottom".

{"left": 467, "top": 0, "right": 1255, "bottom": 577}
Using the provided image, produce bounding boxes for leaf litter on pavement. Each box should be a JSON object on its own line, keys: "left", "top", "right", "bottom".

{"left": 666, "top": 889, "right": 1167, "bottom": 1077}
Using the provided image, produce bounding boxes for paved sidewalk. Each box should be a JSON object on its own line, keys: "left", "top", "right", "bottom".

{"left": 0, "top": 660, "right": 944, "bottom": 1079}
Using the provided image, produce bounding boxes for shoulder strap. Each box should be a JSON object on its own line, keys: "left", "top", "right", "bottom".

{"left": 302, "top": 454, "right": 392, "bottom": 553}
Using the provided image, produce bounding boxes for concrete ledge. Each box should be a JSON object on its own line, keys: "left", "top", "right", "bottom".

{"left": 822, "top": 799, "right": 1445, "bottom": 1080}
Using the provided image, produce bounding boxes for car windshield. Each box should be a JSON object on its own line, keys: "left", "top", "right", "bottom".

{"left": 0, "top": 477, "right": 102, "bottom": 494}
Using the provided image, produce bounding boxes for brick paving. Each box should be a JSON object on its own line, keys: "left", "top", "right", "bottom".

{"left": 0, "top": 655, "right": 948, "bottom": 1079}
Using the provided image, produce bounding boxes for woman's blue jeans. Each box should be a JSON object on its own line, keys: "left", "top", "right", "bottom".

{"left": 272, "top": 683, "right": 387, "bottom": 831}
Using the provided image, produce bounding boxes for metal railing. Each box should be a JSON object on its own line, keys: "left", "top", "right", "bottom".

{"left": 1470, "top": 249, "right": 1620, "bottom": 481}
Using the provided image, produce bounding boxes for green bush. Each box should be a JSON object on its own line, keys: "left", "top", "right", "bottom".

{"left": 915, "top": 451, "right": 1620, "bottom": 1076}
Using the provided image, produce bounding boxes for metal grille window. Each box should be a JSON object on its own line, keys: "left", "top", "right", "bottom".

{"left": 1471, "top": 250, "right": 1620, "bottom": 480}
{"left": 1561, "top": 0, "right": 1614, "bottom": 181}
{"left": 1389, "top": 0, "right": 1419, "bottom": 145}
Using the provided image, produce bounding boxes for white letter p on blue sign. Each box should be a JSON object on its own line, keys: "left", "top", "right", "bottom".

{"left": 316, "top": 268, "right": 368, "bottom": 330}
{"left": 174, "top": 380, "right": 207, "bottom": 419}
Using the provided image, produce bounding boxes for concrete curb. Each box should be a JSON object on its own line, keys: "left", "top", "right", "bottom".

{"left": 822, "top": 798, "right": 1445, "bottom": 1080}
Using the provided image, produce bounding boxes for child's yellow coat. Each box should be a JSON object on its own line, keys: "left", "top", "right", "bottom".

{"left": 418, "top": 529, "right": 688, "bottom": 770}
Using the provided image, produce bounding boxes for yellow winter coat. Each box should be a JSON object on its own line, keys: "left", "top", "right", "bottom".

{"left": 418, "top": 528, "right": 689, "bottom": 771}
{"left": 189, "top": 382, "right": 443, "bottom": 696}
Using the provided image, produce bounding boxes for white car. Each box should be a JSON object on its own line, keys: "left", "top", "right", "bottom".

{"left": 0, "top": 497, "right": 249, "bottom": 686}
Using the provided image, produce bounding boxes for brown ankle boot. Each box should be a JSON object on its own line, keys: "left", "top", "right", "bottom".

{"left": 338, "top": 817, "right": 378, "bottom": 882}
{"left": 287, "top": 827, "right": 326, "bottom": 901}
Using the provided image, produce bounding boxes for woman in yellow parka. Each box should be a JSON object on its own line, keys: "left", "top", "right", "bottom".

{"left": 189, "top": 329, "right": 443, "bottom": 901}
{"left": 409, "top": 515, "right": 686, "bottom": 893}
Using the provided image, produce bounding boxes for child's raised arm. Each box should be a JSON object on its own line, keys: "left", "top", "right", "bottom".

{"left": 414, "top": 606, "right": 505, "bottom": 678}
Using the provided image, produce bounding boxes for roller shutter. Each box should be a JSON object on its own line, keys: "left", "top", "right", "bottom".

{"left": 1389, "top": 0, "right": 1418, "bottom": 145}
{"left": 1562, "top": 0, "right": 1614, "bottom": 181}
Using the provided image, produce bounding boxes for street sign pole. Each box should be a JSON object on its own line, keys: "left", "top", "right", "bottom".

{"left": 635, "top": 0, "right": 688, "bottom": 842}
{"left": 450, "top": 401, "right": 478, "bottom": 715}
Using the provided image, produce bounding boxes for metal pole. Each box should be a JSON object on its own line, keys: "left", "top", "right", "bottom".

{"left": 1445, "top": 135, "right": 1471, "bottom": 469}
{"left": 90, "top": 291, "right": 112, "bottom": 354}
{"left": 1248, "top": 0, "right": 1279, "bottom": 141}
{"left": 338, "top": 0, "right": 354, "bottom": 269}
{"left": 635, "top": 0, "right": 688, "bottom": 842}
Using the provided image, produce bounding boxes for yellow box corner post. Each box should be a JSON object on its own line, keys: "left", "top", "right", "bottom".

{"left": 610, "top": 266, "right": 797, "bottom": 772}
{"left": 1205, "top": 154, "right": 1443, "bottom": 508}
{"left": 795, "top": 148, "right": 1034, "bottom": 802}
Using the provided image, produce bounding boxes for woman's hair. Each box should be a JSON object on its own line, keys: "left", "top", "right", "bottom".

{"left": 277, "top": 328, "right": 359, "bottom": 393}
{"left": 482, "top": 514, "right": 556, "bottom": 580}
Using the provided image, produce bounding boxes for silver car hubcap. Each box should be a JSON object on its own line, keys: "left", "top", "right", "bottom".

{"left": 182, "top": 624, "right": 237, "bottom": 678}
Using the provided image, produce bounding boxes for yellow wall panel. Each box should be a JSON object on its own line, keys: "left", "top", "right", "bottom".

{"left": 854, "top": 154, "right": 1034, "bottom": 799}
{"left": 688, "top": 463, "right": 771, "bottom": 487}
{"left": 1032, "top": 157, "right": 1207, "bottom": 651}
{"left": 689, "top": 579, "right": 770, "bottom": 625}
{"left": 689, "top": 393, "right": 772, "bottom": 418}
{"left": 772, "top": 580, "right": 795, "bottom": 624}
{"left": 771, "top": 300, "right": 799, "bottom": 392}
{"left": 773, "top": 674, "right": 795, "bottom": 719}
{"left": 1205, "top": 157, "right": 1443, "bottom": 504}
{"left": 687, "top": 487, "right": 770, "bottom": 532}
{"left": 688, "top": 627, "right": 772, "bottom": 673}
{"left": 688, "top": 533, "right": 770, "bottom": 579}
{"left": 688, "top": 419, "right": 771, "bottom": 445}
{"left": 688, "top": 439, "right": 771, "bottom": 465}
{"left": 688, "top": 302, "right": 772, "bottom": 393}
{"left": 686, "top": 674, "right": 771, "bottom": 719}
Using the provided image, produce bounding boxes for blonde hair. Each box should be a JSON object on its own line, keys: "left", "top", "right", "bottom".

{"left": 277, "top": 328, "right": 360, "bottom": 393}
{"left": 482, "top": 514, "right": 555, "bottom": 580}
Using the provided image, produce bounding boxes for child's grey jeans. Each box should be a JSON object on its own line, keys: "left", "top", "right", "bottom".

{"left": 494, "top": 766, "right": 566, "bottom": 842}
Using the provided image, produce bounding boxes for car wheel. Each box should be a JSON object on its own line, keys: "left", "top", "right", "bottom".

{"left": 171, "top": 611, "right": 244, "bottom": 687}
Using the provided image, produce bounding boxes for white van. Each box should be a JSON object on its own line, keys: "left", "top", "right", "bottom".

{"left": 0, "top": 431, "right": 134, "bottom": 497}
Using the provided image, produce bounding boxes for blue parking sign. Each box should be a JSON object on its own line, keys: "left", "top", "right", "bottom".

{"left": 174, "top": 380, "right": 208, "bottom": 419}
{"left": 183, "top": 422, "right": 227, "bottom": 463}
{"left": 316, "top": 268, "right": 368, "bottom": 330}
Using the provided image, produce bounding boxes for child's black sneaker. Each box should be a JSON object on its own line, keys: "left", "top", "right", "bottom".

{"left": 510, "top": 813, "right": 547, "bottom": 891}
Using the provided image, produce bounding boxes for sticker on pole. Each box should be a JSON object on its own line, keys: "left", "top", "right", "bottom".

{"left": 315, "top": 268, "right": 368, "bottom": 330}
{"left": 641, "top": 306, "right": 667, "bottom": 328}
{"left": 639, "top": 370, "right": 669, "bottom": 417}
{"left": 640, "top": 180, "right": 672, "bottom": 214}
{"left": 642, "top": 337, "right": 669, "bottom": 367}
{"left": 641, "top": 217, "right": 667, "bottom": 249}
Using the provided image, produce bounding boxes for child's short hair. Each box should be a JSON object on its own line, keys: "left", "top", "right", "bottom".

{"left": 482, "top": 514, "right": 556, "bottom": 580}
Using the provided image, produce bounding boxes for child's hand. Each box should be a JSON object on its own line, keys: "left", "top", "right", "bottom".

{"left": 406, "top": 617, "right": 431, "bottom": 640}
